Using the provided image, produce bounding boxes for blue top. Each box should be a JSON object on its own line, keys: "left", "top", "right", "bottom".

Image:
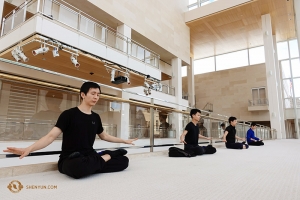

{"left": 246, "top": 128, "right": 260, "bottom": 143}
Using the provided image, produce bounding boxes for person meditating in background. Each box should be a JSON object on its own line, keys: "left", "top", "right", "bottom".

{"left": 247, "top": 122, "right": 264, "bottom": 146}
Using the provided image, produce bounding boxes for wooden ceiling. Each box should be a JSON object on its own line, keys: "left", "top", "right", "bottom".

{"left": 0, "top": 35, "right": 148, "bottom": 89}
{"left": 187, "top": 0, "right": 296, "bottom": 59}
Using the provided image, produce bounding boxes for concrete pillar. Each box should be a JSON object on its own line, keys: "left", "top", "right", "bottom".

{"left": 0, "top": 0, "right": 4, "bottom": 28}
{"left": 273, "top": 36, "right": 286, "bottom": 138}
{"left": 293, "top": 0, "right": 300, "bottom": 138}
{"left": 187, "top": 57, "right": 195, "bottom": 107}
{"left": 116, "top": 24, "right": 131, "bottom": 53}
{"left": 295, "top": 0, "right": 300, "bottom": 52}
{"left": 261, "top": 14, "right": 284, "bottom": 139}
{"left": 171, "top": 58, "right": 183, "bottom": 140}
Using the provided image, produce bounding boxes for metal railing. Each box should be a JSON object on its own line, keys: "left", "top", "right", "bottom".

{"left": 161, "top": 84, "right": 175, "bottom": 96}
{"left": 129, "top": 126, "right": 176, "bottom": 139}
{"left": 1, "top": 0, "right": 160, "bottom": 69}
{"left": 248, "top": 98, "right": 269, "bottom": 106}
{"left": 0, "top": 118, "right": 117, "bottom": 140}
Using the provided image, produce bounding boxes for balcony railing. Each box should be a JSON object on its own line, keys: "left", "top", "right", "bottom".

{"left": 248, "top": 98, "right": 269, "bottom": 106}
{"left": 1, "top": 0, "right": 160, "bottom": 68}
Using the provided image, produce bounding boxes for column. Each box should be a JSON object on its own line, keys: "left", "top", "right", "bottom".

{"left": 261, "top": 14, "right": 284, "bottom": 139}
{"left": 273, "top": 36, "right": 286, "bottom": 138}
{"left": 116, "top": 24, "right": 131, "bottom": 53}
{"left": 0, "top": 0, "right": 4, "bottom": 30}
{"left": 171, "top": 58, "right": 183, "bottom": 141}
{"left": 293, "top": 0, "right": 300, "bottom": 138}
{"left": 295, "top": 0, "right": 300, "bottom": 52}
{"left": 187, "top": 57, "right": 195, "bottom": 107}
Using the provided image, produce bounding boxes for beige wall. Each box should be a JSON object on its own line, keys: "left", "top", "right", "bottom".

{"left": 88, "top": 0, "right": 190, "bottom": 64}
{"left": 182, "top": 63, "right": 270, "bottom": 122}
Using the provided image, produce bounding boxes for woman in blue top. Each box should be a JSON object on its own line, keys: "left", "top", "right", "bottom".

{"left": 247, "top": 122, "right": 264, "bottom": 146}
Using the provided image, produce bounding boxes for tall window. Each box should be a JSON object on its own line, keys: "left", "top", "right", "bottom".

{"left": 279, "top": 39, "right": 300, "bottom": 109}
{"left": 251, "top": 87, "right": 267, "bottom": 105}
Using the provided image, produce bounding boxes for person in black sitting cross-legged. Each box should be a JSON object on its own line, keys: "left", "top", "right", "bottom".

{"left": 223, "top": 116, "right": 248, "bottom": 150}
{"left": 180, "top": 108, "right": 216, "bottom": 156}
{"left": 3, "top": 82, "right": 137, "bottom": 179}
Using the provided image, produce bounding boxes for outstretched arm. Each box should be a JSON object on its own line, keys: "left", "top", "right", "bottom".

{"left": 98, "top": 132, "right": 137, "bottom": 145}
{"left": 3, "top": 127, "right": 62, "bottom": 159}
{"left": 235, "top": 135, "right": 246, "bottom": 141}
{"left": 199, "top": 134, "right": 212, "bottom": 140}
{"left": 222, "top": 131, "right": 228, "bottom": 142}
{"left": 180, "top": 130, "right": 188, "bottom": 144}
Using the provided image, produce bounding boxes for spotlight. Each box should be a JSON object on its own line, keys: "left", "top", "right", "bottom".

{"left": 111, "top": 69, "right": 116, "bottom": 82}
{"left": 32, "top": 46, "right": 49, "bottom": 56}
{"left": 148, "top": 88, "right": 151, "bottom": 95}
{"left": 70, "top": 55, "right": 80, "bottom": 68}
{"left": 125, "top": 72, "right": 130, "bottom": 85}
{"left": 144, "top": 82, "right": 150, "bottom": 88}
{"left": 144, "top": 88, "right": 149, "bottom": 96}
{"left": 52, "top": 47, "right": 59, "bottom": 57}
{"left": 14, "top": 47, "right": 29, "bottom": 62}
{"left": 11, "top": 49, "right": 21, "bottom": 62}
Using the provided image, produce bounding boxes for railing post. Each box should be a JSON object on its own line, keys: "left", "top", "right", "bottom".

{"left": 1, "top": 18, "right": 5, "bottom": 36}
{"left": 105, "top": 25, "right": 108, "bottom": 44}
{"left": 11, "top": 10, "right": 15, "bottom": 30}
{"left": 150, "top": 98, "right": 154, "bottom": 152}
{"left": 23, "top": 1, "right": 28, "bottom": 22}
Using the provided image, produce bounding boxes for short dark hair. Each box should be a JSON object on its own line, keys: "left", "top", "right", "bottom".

{"left": 220, "top": 123, "right": 225, "bottom": 127}
{"left": 228, "top": 116, "right": 237, "bottom": 124}
{"left": 251, "top": 122, "right": 257, "bottom": 127}
{"left": 190, "top": 109, "right": 201, "bottom": 118}
{"left": 80, "top": 82, "right": 101, "bottom": 100}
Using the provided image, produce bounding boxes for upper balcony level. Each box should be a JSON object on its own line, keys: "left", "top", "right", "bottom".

{"left": 0, "top": 0, "right": 164, "bottom": 89}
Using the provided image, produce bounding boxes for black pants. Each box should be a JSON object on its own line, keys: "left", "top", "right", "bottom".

{"left": 248, "top": 141, "right": 264, "bottom": 146}
{"left": 184, "top": 144, "right": 217, "bottom": 156}
{"left": 226, "top": 142, "right": 249, "bottom": 149}
{"left": 58, "top": 152, "right": 129, "bottom": 179}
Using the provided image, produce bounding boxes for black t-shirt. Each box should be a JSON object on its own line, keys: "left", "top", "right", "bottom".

{"left": 184, "top": 122, "right": 199, "bottom": 145}
{"left": 55, "top": 107, "right": 104, "bottom": 158}
{"left": 225, "top": 125, "right": 236, "bottom": 143}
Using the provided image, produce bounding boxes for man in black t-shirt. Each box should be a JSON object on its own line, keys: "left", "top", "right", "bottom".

{"left": 222, "top": 116, "right": 248, "bottom": 149}
{"left": 4, "top": 82, "right": 137, "bottom": 179}
{"left": 180, "top": 109, "right": 216, "bottom": 156}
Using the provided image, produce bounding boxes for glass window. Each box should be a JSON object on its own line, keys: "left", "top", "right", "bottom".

{"left": 277, "top": 41, "right": 289, "bottom": 60}
{"left": 194, "top": 57, "right": 215, "bottom": 74}
{"left": 249, "top": 46, "right": 265, "bottom": 65}
{"left": 281, "top": 60, "right": 291, "bottom": 79}
{"left": 282, "top": 79, "right": 294, "bottom": 98}
{"left": 289, "top": 39, "right": 299, "bottom": 58}
{"left": 216, "top": 50, "right": 248, "bottom": 71}
{"left": 188, "top": 5, "right": 198, "bottom": 10}
{"left": 189, "top": 0, "right": 197, "bottom": 5}
{"left": 284, "top": 98, "right": 293, "bottom": 108}
{"left": 294, "top": 78, "right": 300, "bottom": 97}
{"left": 291, "top": 58, "right": 300, "bottom": 78}
{"left": 182, "top": 66, "right": 187, "bottom": 77}
{"left": 201, "top": 0, "right": 216, "bottom": 6}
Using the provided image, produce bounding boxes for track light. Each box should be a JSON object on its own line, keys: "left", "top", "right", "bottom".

{"left": 11, "top": 47, "right": 28, "bottom": 62}
{"left": 144, "top": 82, "right": 150, "bottom": 88}
{"left": 125, "top": 72, "right": 130, "bottom": 85}
{"left": 111, "top": 69, "right": 116, "bottom": 82}
{"left": 148, "top": 88, "right": 151, "bottom": 95}
{"left": 70, "top": 55, "right": 80, "bottom": 68}
{"left": 14, "top": 47, "right": 29, "bottom": 62}
{"left": 11, "top": 49, "right": 21, "bottom": 62}
{"left": 32, "top": 46, "right": 49, "bottom": 56}
{"left": 52, "top": 47, "right": 59, "bottom": 57}
{"left": 144, "top": 88, "right": 149, "bottom": 96}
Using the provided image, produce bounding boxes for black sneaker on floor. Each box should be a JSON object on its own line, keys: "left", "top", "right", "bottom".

{"left": 101, "top": 149, "right": 127, "bottom": 158}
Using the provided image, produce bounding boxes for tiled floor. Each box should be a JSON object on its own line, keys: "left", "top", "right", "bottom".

{"left": 0, "top": 140, "right": 300, "bottom": 200}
